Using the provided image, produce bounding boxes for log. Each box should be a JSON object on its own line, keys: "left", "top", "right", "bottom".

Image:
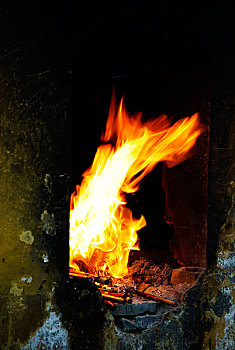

{"left": 129, "top": 288, "right": 177, "bottom": 306}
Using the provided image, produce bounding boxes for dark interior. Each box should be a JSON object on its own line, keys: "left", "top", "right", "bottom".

{"left": 70, "top": 1, "right": 210, "bottom": 270}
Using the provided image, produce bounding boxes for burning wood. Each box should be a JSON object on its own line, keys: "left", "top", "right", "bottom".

{"left": 69, "top": 271, "right": 94, "bottom": 280}
{"left": 101, "top": 291, "right": 126, "bottom": 298}
{"left": 70, "top": 259, "right": 181, "bottom": 307}
{"left": 128, "top": 288, "right": 177, "bottom": 307}
{"left": 125, "top": 258, "right": 173, "bottom": 288}
{"left": 69, "top": 267, "right": 112, "bottom": 285}
{"left": 94, "top": 282, "right": 113, "bottom": 291}
{"left": 100, "top": 290, "right": 128, "bottom": 304}
{"left": 104, "top": 300, "right": 116, "bottom": 310}
{"left": 69, "top": 267, "right": 95, "bottom": 277}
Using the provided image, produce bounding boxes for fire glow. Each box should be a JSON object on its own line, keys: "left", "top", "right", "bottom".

{"left": 69, "top": 94, "right": 203, "bottom": 279}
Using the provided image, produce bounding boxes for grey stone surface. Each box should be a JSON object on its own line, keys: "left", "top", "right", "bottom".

{"left": 118, "top": 319, "right": 136, "bottom": 332}
{"left": 112, "top": 299, "right": 157, "bottom": 317}
{"left": 119, "top": 315, "right": 162, "bottom": 332}
{"left": 22, "top": 311, "right": 69, "bottom": 350}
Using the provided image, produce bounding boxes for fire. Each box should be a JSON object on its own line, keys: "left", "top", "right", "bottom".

{"left": 69, "top": 93, "right": 203, "bottom": 278}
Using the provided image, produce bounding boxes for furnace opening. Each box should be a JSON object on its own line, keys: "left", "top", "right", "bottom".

{"left": 69, "top": 4, "right": 210, "bottom": 330}
{"left": 69, "top": 90, "right": 208, "bottom": 318}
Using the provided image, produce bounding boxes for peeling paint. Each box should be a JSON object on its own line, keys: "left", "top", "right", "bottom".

{"left": 216, "top": 306, "right": 235, "bottom": 350}
{"left": 21, "top": 277, "right": 33, "bottom": 284}
{"left": 10, "top": 283, "right": 23, "bottom": 297}
{"left": 20, "top": 231, "right": 34, "bottom": 245}
{"left": 44, "top": 173, "right": 53, "bottom": 193}
{"left": 217, "top": 251, "right": 235, "bottom": 270}
{"left": 8, "top": 283, "right": 27, "bottom": 315}
{"left": 114, "top": 326, "right": 144, "bottom": 350}
{"left": 42, "top": 254, "right": 49, "bottom": 263}
{"left": 214, "top": 248, "right": 235, "bottom": 349}
{"left": 201, "top": 189, "right": 235, "bottom": 350}
{"left": 41, "top": 210, "right": 56, "bottom": 236}
{"left": 21, "top": 311, "right": 69, "bottom": 350}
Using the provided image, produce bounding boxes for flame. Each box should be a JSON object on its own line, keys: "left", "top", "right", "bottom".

{"left": 69, "top": 94, "right": 203, "bottom": 278}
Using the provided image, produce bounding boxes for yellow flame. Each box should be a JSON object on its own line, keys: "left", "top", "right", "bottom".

{"left": 69, "top": 94, "right": 203, "bottom": 278}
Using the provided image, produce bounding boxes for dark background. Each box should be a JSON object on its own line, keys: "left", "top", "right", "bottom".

{"left": 6, "top": 0, "right": 234, "bottom": 254}
{"left": 7, "top": 0, "right": 233, "bottom": 176}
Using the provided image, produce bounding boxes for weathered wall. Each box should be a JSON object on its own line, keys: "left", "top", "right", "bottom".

{"left": 0, "top": 2, "right": 234, "bottom": 350}
{"left": 0, "top": 4, "right": 71, "bottom": 348}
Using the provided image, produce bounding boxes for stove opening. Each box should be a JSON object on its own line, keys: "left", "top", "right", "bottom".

{"left": 69, "top": 90, "right": 208, "bottom": 314}
{"left": 69, "top": 4, "right": 210, "bottom": 330}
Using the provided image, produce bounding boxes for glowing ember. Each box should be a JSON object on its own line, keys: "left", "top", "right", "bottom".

{"left": 69, "top": 93, "right": 203, "bottom": 278}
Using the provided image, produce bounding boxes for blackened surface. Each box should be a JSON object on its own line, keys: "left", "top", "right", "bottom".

{"left": 71, "top": 1, "right": 165, "bottom": 187}
{"left": 0, "top": 2, "right": 72, "bottom": 280}
{"left": 56, "top": 278, "right": 105, "bottom": 350}
{"left": 72, "top": 0, "right": 210, "bottom": 267}
{"left": 128, "top": 163, "right": 174, "bottom": 252}
{"left": 204, "top": 4, "right": 235, "bottom": 267}
{"left": 161, "top": 18, "right": 210, "bottom": 266}
{"left": 0, "top": 2, "right": 71, "bottom": 346}
{"left": 203, "top": 290, "right": 232, "bottom": 318}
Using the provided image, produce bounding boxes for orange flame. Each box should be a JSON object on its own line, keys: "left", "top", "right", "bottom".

{"left": 69, "top": 94, "right": 203, "bottom": 278}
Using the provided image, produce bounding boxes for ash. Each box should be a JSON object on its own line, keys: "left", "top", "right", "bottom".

{"left": 109, "top": 255, "right": 203, "bottom": 334}
{"left": 113, "top": 255, "right": 202, "bottom": 304}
